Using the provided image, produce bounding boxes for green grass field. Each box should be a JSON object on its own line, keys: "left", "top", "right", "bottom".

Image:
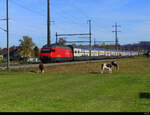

{"left": 0, "top": 57, "right": 150, "bottom": 112}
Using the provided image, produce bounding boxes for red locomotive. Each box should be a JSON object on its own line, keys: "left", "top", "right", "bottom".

{"left": 40, "top": 44, "right": 73, "bottom": 63}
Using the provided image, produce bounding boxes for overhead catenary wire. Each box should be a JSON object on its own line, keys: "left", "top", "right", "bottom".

{"left": 10, "top": 0, "right": 91, "bottom": 30}
{"left": 1, "top": 0, "right": 47, "bottom": 47}
{"left": 10, "top": 0, "right": 87, "bottom": 31}
{"left": 69, "top": 0, "right": 90, "bottom": 19}
{"left": 1, "top": 0, "right": 90, "bottom": 49}
{"left": 10, "top": 0, "right": 88, "bottom": 39}
{"left": 10, "top": 0, "right": 46, "bottom": 17}
{"left": 0, "top": 0, "right": 112, "bottom": 48}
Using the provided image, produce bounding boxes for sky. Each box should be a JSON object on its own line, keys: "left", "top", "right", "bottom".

{"left": 0, "top": 0, "right": 150, "bottom": 48}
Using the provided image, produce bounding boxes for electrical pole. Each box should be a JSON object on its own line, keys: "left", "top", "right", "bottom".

{"left": 47, "top": 0, "right": 51, "bottom": 45}
{"left": 88, "top": 20, "right": 92, "bottom": 59}
{"left": 112, "top": 22, "right": 121, "bottom": 51}
{"left": 94, "top": 38, "right": 96, "bottom": 46}
{"left": 6, "top": 0, "right": 10, "bottom": 70}
{"left": 56, "top": 32, "right": 58, "bottom": 44}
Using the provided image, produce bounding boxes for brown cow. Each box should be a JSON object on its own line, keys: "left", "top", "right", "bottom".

{"left": 39, "top": 63, "right": 45, "bottom": 73}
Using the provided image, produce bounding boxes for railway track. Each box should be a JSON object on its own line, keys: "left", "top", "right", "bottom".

{"left": 0, "top": 58, "right": 120, "bottom": 70}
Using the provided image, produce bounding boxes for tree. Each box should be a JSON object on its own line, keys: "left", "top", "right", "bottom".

{"left": 19, "top": 36, "right": 35, "bottom": 60}
{"left": 34, "top": 46, "right": 40, "bottom": 58}
{"left": 72, "top": 43, "right": 76, "bottom": 46}
{"left": 58, "top": 38, "right": 66, "bottom": 46}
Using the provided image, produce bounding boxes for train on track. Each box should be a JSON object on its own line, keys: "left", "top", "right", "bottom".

{"left": 40, "top": 44, "right": 140, "bottom": 63}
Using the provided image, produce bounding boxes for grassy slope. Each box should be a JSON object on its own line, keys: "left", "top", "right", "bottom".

{"left": 0, "top": 57, "right": 150, "bottom": 112}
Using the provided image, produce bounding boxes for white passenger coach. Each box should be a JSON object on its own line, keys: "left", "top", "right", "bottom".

{"left": 73, "top": 46, "right": 139, "bottom": 60}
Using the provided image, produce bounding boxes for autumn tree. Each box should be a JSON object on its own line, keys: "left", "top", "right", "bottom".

{"left": 19, "top": 36, "right": 35, "bottom": 60}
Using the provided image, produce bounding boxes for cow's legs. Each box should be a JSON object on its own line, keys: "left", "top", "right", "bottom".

{"left": 101, "top": 69, "right": 104, "bottom": 74}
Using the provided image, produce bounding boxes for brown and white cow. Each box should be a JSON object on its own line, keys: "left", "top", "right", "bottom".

{"left": 101, "top": 61, "right": 119, "bottom": 74}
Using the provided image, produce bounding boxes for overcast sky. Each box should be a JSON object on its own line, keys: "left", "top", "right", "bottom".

{"left": 0, "top": 0, "right": 150, "bottom": 48}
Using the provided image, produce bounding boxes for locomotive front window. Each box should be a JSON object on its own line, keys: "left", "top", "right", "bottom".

{"left": 41, "top": 49, "right": 55, "bottom": 53}
{"left": 51, "top": 49, "right": 55, "bottom": 52}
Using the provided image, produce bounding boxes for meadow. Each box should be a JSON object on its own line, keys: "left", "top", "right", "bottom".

{"left": 0, "top": 57, "right": 150, "bottom": 112}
